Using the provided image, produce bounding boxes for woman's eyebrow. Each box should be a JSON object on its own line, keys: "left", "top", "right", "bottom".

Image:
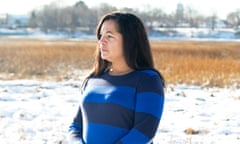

{"left": 100, "top": 30, "right": 119, "bottom": 36}
{"left": 107, "top": 30, "right": 119, "bottom": 34}
{"left": 106, "top": 31, "right": 113, "bottom": 34}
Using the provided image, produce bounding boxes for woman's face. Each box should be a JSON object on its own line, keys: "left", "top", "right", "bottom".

{"left": 98, "top": 20, "right": 124, "bottom": 63}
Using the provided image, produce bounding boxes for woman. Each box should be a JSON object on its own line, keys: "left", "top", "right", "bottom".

{"left": 69, "top": 11, "right": 165, "bottom": 144}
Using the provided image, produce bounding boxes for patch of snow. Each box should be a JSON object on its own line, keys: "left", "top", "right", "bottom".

{"left": 1, "top": 75, "right": 240, "bottom": 143}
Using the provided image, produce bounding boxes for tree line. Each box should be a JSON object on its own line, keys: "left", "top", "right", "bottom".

{"left": 28, "top": 1, "right": 240, "bottom": 35}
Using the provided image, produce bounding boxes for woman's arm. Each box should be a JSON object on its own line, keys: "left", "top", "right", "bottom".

{"left": 68, "top": 106, "right": 85, "bottom": 144}
{"left": 116, "top": 71, "right": 165, "bottom": 144}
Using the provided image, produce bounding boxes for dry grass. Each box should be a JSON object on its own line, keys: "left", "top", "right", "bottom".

{"left": 0, "top": 37, "right": 239, "bottom": 87}
{"left": 151, "top": 40, "right": 240, "bottom": 87}
{"left": 0, "top": 38, "right": 95, "bottom": 80}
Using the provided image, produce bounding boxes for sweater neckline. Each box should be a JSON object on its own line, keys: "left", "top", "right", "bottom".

{"left": 105, "top": 69, "right": 137, "bottom": 78}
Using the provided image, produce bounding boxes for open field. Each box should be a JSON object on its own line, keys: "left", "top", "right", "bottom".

{"left": 1, "top": 38, "right": 240, "bottom": 143}
{"left": 0, "top": 37, "right": 239, "bottom": 87}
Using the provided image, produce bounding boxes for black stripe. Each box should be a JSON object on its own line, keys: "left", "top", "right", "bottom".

{"left": 137, "top": 75, "right": 164, "bottom": 94}
{"left": 134, "top": 112, "right": 160, "bottom": 138}
{"left": 73, "top": 106, "right": 82, "bottom": 123}
{"left": 88, "top": 72, "right": 140, "bottom": 88}
{"left": 83, "top": 103, "right": 134, "bottom": 130}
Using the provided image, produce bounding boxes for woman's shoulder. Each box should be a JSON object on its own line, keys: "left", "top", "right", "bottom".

{"left": 136, "top": 69, "right": 160, "bottom": 77}
{"left": 136, "top": 69, "right": 165, "bottom": 87}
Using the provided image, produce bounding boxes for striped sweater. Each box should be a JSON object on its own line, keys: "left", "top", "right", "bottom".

{"left": 69, "top": 69, "right": 164, "bottom": 144}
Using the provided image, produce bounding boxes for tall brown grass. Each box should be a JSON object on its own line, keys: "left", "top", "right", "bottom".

{"left": 151, "top": 41, "right": 240, "bottom": 87}
{"left": 0, "top": 38, "right": 95, "bottom": 80}
{"left": 0, "top": 38, "right": 239, "bottom": 87}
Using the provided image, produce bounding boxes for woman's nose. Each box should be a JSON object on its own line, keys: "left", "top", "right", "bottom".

{"left": 99, "top": 37, "right": 106, "bottom": 47}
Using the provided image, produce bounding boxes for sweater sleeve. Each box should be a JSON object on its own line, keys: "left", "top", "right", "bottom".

{"left": 116, "top": 72, "right": 165, "bottom": 144}
{"left": 68, "top": 106, "right": 85, "bottom": 144}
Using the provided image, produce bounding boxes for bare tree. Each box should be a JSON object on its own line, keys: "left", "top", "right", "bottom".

{"left": 29, "top": 11, "right": 38, "bottom": 28}
{"left": 227, "top": 9, "right": 240, "bottom": 29}
{"left": 92, "top": 3, "right": 117, "bottom": 20}
{"left": 58, "top": 7, "right": 73, "bottom": 31}
{"left": 72, "top": 1, "right": 90, "bottom": 28}
{"left": 207, "top": 13, "right": 218, "bottom": 30}
{"left": 37, "top": 3, "right": 62, "bottom": 32}
{"left": 137, "top": 5, "right": 165, "bottom": 30}
{"left": 184, "top": 6, "right": 201, "bottom": 27}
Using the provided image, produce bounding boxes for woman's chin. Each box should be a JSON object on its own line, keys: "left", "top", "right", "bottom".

{"left": 101, "top": 55, "right": 109, "bottom": 61}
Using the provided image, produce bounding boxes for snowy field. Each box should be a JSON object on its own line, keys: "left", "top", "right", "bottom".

{"left": 0, "top": 70, "right": 240, "bottom": 144}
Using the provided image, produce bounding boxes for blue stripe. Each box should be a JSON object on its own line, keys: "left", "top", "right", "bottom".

{"left": 140, "top": 69, "right": 158, "bottom": 77}
{"left": 83, "top": 123, "right": 128, "bottom": 144}
{"left": 136, "top": 92, "right": 164, "bottom": 118}
{"left": 69, "top": 122, "right": 82, "bottom": 132}
{"left": 83, "top": 85, "right": 136, "bottom": 109}
{"left": 120, "top": 129, "right": 150, "bottom": 144}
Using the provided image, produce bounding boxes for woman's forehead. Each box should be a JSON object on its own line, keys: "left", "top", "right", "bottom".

{"left": 101, "top": 20, "right": 119, "bottom": 33}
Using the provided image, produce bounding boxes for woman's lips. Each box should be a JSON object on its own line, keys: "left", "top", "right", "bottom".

{"left": 100, "top": 45, "right": 108, "bottom": 52}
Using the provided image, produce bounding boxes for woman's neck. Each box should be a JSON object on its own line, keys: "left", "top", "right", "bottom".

{"left": 109, "top": 63, "right": 134, "bottom": 76}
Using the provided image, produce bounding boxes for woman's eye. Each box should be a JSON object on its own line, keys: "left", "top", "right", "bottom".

{"left": 98, "top": 33, "right": 114, "bottom": 40}
{"left": 107, "top": 35, "right": 113, "bottom": 39}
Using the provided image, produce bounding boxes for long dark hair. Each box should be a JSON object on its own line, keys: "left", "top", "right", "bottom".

{"left": 88, "top": 11, "right": 165, "bottom": 86}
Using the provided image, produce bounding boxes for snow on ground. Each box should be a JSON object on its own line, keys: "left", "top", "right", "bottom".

{"left": 154, "top": 85, "right": 240, "bottom": 144}
{"left": 0, "top": 71, "right": 240, "bottom": 144}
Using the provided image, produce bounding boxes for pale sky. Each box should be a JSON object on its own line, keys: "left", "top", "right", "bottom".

{"left": 0, "top": 0, "right": 239, "bottom": 19}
